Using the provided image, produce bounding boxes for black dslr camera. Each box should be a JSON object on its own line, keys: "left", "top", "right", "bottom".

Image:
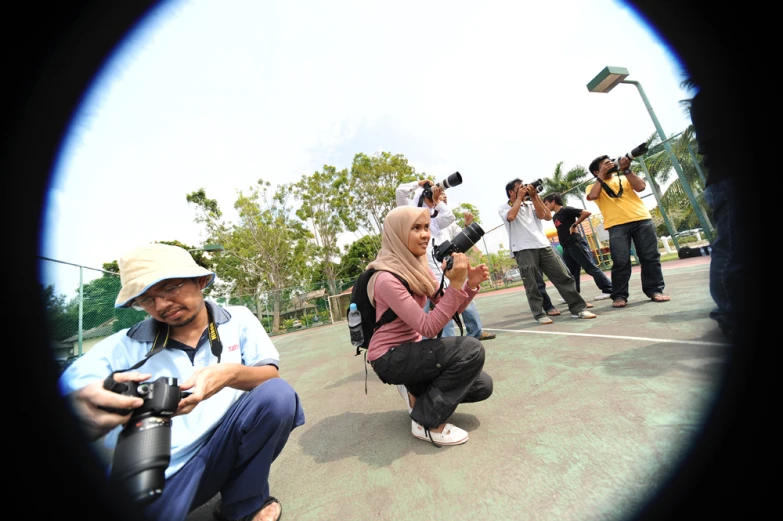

{"left": 434, "top": 222, "right": 485, "bottom": 270}
{"left": 607, "top": 143, "right": 649, "bottom": 173}
{"left": 101, "top": 374, "right": 187, "bottom": 506}
{"left": 523, "top": 179, "right": 544, "bottom": 201}
{"left": 420, "top": 171, "right": 463, "bottom": 202}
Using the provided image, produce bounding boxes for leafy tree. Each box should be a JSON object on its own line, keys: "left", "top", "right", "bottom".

{"left": 541, "top": 161, "right": 591, "bottom": 207}
{"left": 452, "top": 202, "right": 481, "bottom": 228}
{"left": 344, "top": 151, "right": 423, "bottom": 239}
{"left": 187, "top": 180, "right": 311, "bottom": 333}
{"left": 291, "top": 165, "right": 352, "bottom": 294}
{"left": 338, "top": 233, "right": 381, "bottom": 279}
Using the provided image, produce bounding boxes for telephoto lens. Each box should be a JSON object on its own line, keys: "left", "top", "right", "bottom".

{"left": 438, "top": 171, "right": 462, "bottom": 190}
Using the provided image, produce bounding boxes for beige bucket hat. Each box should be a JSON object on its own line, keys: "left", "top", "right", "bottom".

{"left": 114, "top": 243, "right": 216, "bottom": 308}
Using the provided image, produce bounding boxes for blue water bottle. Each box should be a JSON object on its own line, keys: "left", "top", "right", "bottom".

{"left": 348, "top": 303, "right": 364, "bottom": 347}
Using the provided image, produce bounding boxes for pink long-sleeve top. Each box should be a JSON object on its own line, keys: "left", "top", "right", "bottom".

{"left": 366, "top": 270, "right": 479, "bottom": 362}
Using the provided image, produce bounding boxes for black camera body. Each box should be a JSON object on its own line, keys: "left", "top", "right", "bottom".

{"left": 421, "top": 171, "right": 463, "bottom": 202}
{"left": 607, "top": 143, "right": 649, "bottom": 174}
{"left": 434, "top": 222, "right": 485, "bottom": 270}
{"left": 102, "top": 374, "right": 184, "bottom": 506}
{"left": 521, "top": 178, "right": 544, "bottom": 201}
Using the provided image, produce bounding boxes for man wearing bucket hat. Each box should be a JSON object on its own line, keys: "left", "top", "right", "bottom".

{"left": 59, "top": 243, "right": 304, "bottom": 521}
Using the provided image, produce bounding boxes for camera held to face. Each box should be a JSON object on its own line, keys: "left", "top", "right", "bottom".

{"left": 607, "top": 143, "right": 649, "bottom": 174}
{"left": 434, "top": 222, "right": 485, "bottom": 270}
{"left": 421, "top": 171, "right": 463, "bottom": 201}
{"left": 101, "top": 374, "right": 187, "bottom": 506}
{"left": 521, "top": 179, "right": 544, "bottom": 201}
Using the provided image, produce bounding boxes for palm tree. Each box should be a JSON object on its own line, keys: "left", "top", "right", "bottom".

{"left": 541, "top": 161, "right": 592, "bottom": 207}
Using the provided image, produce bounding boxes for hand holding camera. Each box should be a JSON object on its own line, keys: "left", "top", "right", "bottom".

{"left": 442, "top": 252, "right": 469, "bottom": 288}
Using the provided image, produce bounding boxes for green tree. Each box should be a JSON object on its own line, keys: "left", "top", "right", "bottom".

{"left": 452, "top": 202, "right": 481, "bottom": 228}
{"left": 187, "top": 180, "right": 311, "bottom": 333}
{"left": 338, "top": 233, "right": 381, "bottom": 279}
{"left": 344, "top": 151, "right": 423, "bottom": 239}
{"left": 291, "top": 165, "right": 352, "bottom": 294}
{"left": 541, "top": 161, "right": 591, "bottom": 207}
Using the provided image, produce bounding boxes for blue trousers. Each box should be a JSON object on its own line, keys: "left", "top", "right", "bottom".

{"left": 703, "top": 179, "right": 741, "bottom": 332}
{"left": 426, "top": 298, "right": 482, "bottom": 338}
{"left": 607, "top": 219, "right": 664, "bottom": 302}
{"left": 563, "top": 238, "right": 613, "bottom": 294}
{"left": 144, "top": 378, "right": 305, "bottom": 521}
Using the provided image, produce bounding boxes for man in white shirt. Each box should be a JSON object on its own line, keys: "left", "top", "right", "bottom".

{"left": 396, "top": 179, "right": 457, "bottom": 336}
{"left": 498, "top": 178, "right": 596, "bottom": 324}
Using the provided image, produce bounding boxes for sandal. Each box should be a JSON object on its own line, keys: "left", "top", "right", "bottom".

{"left": 214, "top": 497, "right": 282, "bottom": 521}
{"left": 411, "top": 420, "right": 468, "bottom": 447}
{"left": 612, "top": 299, "right": 627, "bottom": 308}
{"left": 650, "top": 293, "right": 670, "bottom": 302}
{"left": 546, "top": 308, "right": 561, "bottom": 316}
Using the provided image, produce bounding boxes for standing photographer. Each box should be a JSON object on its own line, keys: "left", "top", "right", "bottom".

{"left": 542, "top": 192, "right": 613, "bottom": 300}
{"left": 396, "top": 179, "right": 457, "bottom": 337}
{"left": 59, "top": 243, "right": 304, "bottom": 521}
{"left": 499, "top": 179, "right": 596, "bottom": 324}
{"left": 586, "top": 155, "right": 670, "bottom": 308}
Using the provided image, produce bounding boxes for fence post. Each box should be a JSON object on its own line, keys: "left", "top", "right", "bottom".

{"left": 78, "top": 265, "right": 84, "bottom": 356}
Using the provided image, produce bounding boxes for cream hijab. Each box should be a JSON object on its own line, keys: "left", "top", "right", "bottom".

{"left": 366, "top": 206, "right": 437, "bottom": 302}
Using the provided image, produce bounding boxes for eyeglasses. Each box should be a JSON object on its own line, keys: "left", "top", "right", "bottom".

{"left": 131, "top": 281, "right": 188, "bottom": 311}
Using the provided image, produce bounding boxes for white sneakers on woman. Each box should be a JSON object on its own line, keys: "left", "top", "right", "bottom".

{"left": 411, "top": 420, "right": 469, "bottom": 446}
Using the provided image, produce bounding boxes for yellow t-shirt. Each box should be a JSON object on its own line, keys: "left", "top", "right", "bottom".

{"left": 586, "top": 175, "right": 651, "bottom": 229}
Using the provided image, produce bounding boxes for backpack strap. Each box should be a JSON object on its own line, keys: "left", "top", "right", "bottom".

{"left": 372, "top": 271, "right": 413, "bottom": 331}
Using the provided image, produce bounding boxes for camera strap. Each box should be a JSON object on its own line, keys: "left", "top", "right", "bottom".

{"left": 595, "top": 174, "right": 623, "bottom": 199}
{"left": 122, "top": 305, "right": 224, "bottom": 373}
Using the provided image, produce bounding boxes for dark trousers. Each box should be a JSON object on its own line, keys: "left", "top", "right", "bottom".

{"left": 534, "top": 269, "right": 555, "bottom": 311}
{"left": 144, "top": 379, "right": 305, "bottom": 521}
{"left": 607, "top": 219, "right": 665, "bottom": 302}
{"left": 703, "top": 179, "right": 742, "bottom": 332}
{"left": 514, "top": 246, "right": 586, "bottom": 318}
{"left": 370, "top": 336, "right": 493, "bottom": 429}
{"left": 563, "top": 238, "right": 613, "bottom": 294}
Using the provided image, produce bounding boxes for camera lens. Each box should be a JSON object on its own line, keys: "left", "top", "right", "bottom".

{"left": 441, "top": 171, "right": 462, "bottom": 189}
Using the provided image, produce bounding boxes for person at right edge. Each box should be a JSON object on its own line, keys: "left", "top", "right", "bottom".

{"left": 689, "top": 85, "right": 740, "bottom": 339}
{"left": 586, "top": 154, "right": 670, "bottom": 308}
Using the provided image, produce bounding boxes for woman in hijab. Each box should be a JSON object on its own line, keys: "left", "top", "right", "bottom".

{"left": 366, "top": 205, "right": 493, "bottom": 447}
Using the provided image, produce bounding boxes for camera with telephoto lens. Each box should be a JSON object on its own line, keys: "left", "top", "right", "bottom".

{"left": 521, "top": 178, "right": 544, "bottom": 201}
{"left": 421, "top": 171, "right": 463, "bottom": 201}
{"left": 101, "top": 373, "right": 188, "bottom": 506}
{"left": 434, "top": 222, "right": 485, "bottom": 270}
{"left": 607, "top": 143, "right": 649, "bottom": 174}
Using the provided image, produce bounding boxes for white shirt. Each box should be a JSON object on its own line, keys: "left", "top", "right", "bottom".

{"left": 498, "top": 200, "right": 550, "bottom": 254}
{"left": 396, "top": 180, "right": 456, "bottom": 281}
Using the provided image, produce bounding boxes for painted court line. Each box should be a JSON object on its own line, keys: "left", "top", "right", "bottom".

{"left": 482, "top": 328, "right": 730, "bottom": 347}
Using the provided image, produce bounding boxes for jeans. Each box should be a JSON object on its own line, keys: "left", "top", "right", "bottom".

{"left": 370, "top": 336, "right": 493, "bottom": 428}
{"left": 423, "top": 298, "right": 455, "bottom": 338}
{"left": 143, "top": 379, "right": 305, "bottom": 521}
{"left": 563, "top": 237, "right": 613, "bottom": 294}
{"left": 514, "top": 246, "right": 586, "bottom": 319}
{"left": 461, "top": 300, "right": 482, "bottom": 338}
{"left": 607, "top": 219, "right": 664, "bottom": 302}
{"left": 703, "top": 180, "right": 741, "bottom": 331}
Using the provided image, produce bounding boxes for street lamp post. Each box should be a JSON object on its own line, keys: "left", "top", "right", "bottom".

{"left": 586, "top": 67, "right": 714, "bottom": 243}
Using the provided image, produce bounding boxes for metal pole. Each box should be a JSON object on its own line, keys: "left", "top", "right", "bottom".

{"left": 78, "top": 266, "right": 83, "bottom": 356}
{"left": 638, "top": 158, "right": 680, "bottom": 250}
{"left": 686, "top": 142, "right": 708, "bottom": 188}
{"left": 621, "top": 80, "right": 714, "bottom": 243}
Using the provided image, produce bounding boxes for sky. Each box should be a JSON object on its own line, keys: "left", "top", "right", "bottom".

{"left": 41, "top": 0, "right": 695, "bottom": 297}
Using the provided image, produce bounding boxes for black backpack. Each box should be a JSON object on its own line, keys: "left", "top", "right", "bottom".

{"left": 348, "top": 268, "right": 413, "bottom": 356}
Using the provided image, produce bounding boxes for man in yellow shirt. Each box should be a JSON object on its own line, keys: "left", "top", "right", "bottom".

{"left": 586, "top": 154, "right": 670, "bottom": 308}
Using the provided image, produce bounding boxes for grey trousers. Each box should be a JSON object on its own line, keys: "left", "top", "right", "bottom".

{"left": 514, "top": 246, "right": 587, "bottom": 319}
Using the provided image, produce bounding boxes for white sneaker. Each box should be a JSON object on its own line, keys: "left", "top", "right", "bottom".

{"left": 571, "top": 310, "right": 597, "bottom": 319}
{"left": 557, "top": 298, "right": 566, "bottom": 304}
{"left": 595, "top": 293, "right": 612, "bottom": 301}
{"left": 398, "top": 384, "right": 412, "bottom": 413}
{"left": 537, "top": 316, "right": 554, "bottom": 325}
{"left": 411, "top": 420, "right": 469, "bottom": 446}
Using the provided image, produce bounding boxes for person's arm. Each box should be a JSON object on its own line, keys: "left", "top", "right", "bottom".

{"left": 177, "top": 306, "right": 281, "bottom": 415}
{"left": 570, "top": 207, "right": 591, "bottom": 233}
{"left": 505, "top": 187, "right": 524, "bottom": 221}
{"left": 586, "top": 181, "right": 603, "bottom": 201}
{"left": 396, "top": 180, "right": 423, "bottom": 207}
{"left": 529, "top": 187, "right": 551, "bottom": 220}
{"left": 618, "top": 156, "right": 646, "bottom": 192}
{"left": 376, "top": 272, "right": 465, "bottom": 339}
{"left": 431, "top": 199, "right": 456, "bottom": 230}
